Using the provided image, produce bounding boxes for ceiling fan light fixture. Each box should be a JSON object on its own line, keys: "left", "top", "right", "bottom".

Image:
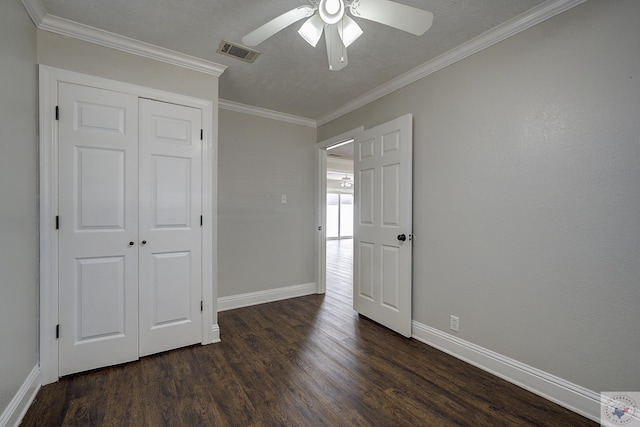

{"left": 338, "top": 15, "right": 363, "bottom": 48}
{"left": 319, "top": 0, "right": 345, "bottom": 25}
{"left": 298, "top": 14, "right": 324, "bottom": 47}
{"left": 242, "top": 0, "right": 433, "bottom": 70}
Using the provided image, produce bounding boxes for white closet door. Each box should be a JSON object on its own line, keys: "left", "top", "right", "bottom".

{"left": 58, "top": 83, "right": 140, "bottom": 376}
{"left": 138, "top": 99, "right": 203, "bottom": 357}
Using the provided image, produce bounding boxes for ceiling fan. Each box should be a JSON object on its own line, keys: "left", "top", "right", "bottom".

{"left": 241, "top": 0, "right": 433, "bottom": 71}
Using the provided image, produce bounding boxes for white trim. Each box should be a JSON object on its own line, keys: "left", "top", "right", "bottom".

{"left": 217, "top": 283, "right": 317, "bottom": 312}
{"left": 0, "top": 365, "right": 40, "bottom": 427}
{"left": 201, "top": 99, "right": 217, "bottom": 346}
{"left": 20, "top": 0, "right": 46, "bottom": 25}
{"left": 21, "top": 0, "right": 226, "bottom": 77}
{"left": 211, "top": 324, "right": 221, "bottom": 344}
{"left": 205, "top": 94, "right": 220, "bottom": 346}
{"left": 317, "top": 0, "right": 588, "bottom": 126}
{"left": 315, "top": 149, "right": 327, "bottom": 295}
{"left": 315, "top": 127, "right": 364, "bottom": 150}
{"left": 38, "top": 65, "right": 59, "bottom": 386}
{"left": 38, "top": 65, "right": 217, "bottom": 384}
{"left": 219, "top": 99, "right": 316, "bottom": 128}
{"left": 411, "top": 321, "right": 601, "bottom": 423}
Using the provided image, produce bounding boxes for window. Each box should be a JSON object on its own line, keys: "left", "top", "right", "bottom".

{"left": 327, "top": 193, "right": 353, "bottom": 239}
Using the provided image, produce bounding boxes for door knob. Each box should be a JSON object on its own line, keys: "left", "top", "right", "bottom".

{"left": 141, "top": 240, "right": 147, "bottom": 245}
{"left": 129, "top": 241, "right": 135, "bottom": 246}
{"left": 397, "top": 234, "right": 406, "bottom": 242}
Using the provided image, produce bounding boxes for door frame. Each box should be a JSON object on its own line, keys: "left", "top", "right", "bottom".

{"left": 38, "top": 65, "right": 218, "bottom": 384}
{"left": 315, "top": 127, "right": 363, "bottom": 294}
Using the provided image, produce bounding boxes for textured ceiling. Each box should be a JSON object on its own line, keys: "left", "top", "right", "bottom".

{"left": 39, "top": 0, "right": 547, "bottom": 120}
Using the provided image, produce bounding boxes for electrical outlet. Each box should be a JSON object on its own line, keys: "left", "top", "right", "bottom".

{"left": 450, "top": 315, "right": 460, "bottom": 332}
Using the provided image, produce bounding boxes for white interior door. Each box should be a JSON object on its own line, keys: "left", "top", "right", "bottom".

{"left": 58, "top": 83, "right": 140, "bottom": 375}
{"left": 353, "top": 114, "right": 413, "bottom": 337}
{"left": 138, "top": 99, "right": 203, "bottom": 357}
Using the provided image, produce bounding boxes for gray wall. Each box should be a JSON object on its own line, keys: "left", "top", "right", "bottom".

{"left": 318, "top": 0, "right": 640, "bottom": 392}
{"left": 218, "top": 109, "right": 317, "bottom": 297}
{"left": 0, "top": 0, "right": 38, "bottom": 414}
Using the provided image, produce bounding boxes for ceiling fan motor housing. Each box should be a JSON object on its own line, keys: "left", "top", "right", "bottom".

{"left": 319, "top": 0, "right": 345, "bottom": 24}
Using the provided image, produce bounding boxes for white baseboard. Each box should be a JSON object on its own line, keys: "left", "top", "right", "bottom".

{"left": 211, "top": 323, "right": 221, "bottom": 343}
{"left": 411, "top": 321, "right": 601, "bottom": 422}
{"left": 217, "top": 282, "right": 317, "bottom": 312}
{"left": 0, "top": 365, "right": 40, "bottom": 427}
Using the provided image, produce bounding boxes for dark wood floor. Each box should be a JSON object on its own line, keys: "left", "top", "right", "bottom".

{"left": 21, "top": 239, "right": 595, "bottom": 426}
{"left": 326, "top": 238, "right": 353, "bottom": 303}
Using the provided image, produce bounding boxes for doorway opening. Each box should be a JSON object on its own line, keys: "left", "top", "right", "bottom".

{"left": 315, "top": 126, "right": 362, "bottom": 297}
{"left": 326, "top": 140, "right": 354, "bottom": 301}
{"left": 317, "top": 116, "right": 413, "bottom": 336}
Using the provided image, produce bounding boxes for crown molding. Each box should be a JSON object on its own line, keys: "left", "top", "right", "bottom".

{"left": 219, "top": 99, "right": 317, "bottom": 128}
{"left": 21, "top": 0, "right": 227, "bottom": 77}
{"left": 21, "top": 0, "right": 46, "bottom": 25}
{"left": 22, "top": 0, "right": 586, "bottom": 121}
{"left": 317, "top": 0, "right": 588, "bottom": 126}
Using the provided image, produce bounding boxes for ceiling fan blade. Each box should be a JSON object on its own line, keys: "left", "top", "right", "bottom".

{"left": 325, "top": 24, "right": 348, "bottom": 71}
{"left": 242, "top": 5, "right": 315, "bottom": 46}
{"left": 349, "top": 0, "right": 433, "bottom": 36}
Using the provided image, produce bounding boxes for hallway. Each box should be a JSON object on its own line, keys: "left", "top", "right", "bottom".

{"left": 326, "top": 239, "right": 352, "bottom": 303}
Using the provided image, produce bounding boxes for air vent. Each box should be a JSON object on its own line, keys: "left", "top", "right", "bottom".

{"left": 217, "top": 40, "right": 260, "bottom": 63}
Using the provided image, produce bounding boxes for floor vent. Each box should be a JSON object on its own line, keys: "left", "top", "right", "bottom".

{"left": 216, "top": 40, "right": 260, "bottom": 63}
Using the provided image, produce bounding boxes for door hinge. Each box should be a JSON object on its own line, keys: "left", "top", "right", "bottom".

{"left": 55, "top": 106, "right": 59, "bottom": 121}
{"left": 55, "top": 215, "right": 59, "bottom": 230}
{"left": 55, "top": 324, "right": 59, "bottom": 339}
{"left": 200, "top": 301, "right": 203, "bottom": 312}
{"left": 200, "top": 129, "right": 203, "bottom": 140}
{"left": 200, "top": 215, "right": 203, "bottom": 227}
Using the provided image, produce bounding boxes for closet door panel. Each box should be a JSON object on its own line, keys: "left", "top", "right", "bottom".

{"left": 138, "top": 99, "right": 203, "bottom": 357}
{"left": 58, "top": 82, "right": 139, "bottom": 376}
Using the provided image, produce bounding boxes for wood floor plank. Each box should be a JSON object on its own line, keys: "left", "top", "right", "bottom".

{"left": 20, "top": 239, "right": 596, "bottom": 426}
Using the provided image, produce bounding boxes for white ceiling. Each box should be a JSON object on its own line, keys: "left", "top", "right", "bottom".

{"left": 34, "top": 0, "right": 550, "bottom": 120}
